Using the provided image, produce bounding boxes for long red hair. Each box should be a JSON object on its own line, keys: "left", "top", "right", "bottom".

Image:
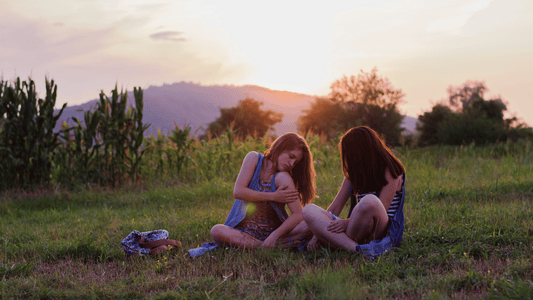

{"left": 264, "top": 132, "right": 316, "bottom": 206}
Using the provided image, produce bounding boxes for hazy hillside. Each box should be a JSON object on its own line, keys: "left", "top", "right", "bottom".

{"left": 55, "top": 82, "right": 418, "bottom": 136}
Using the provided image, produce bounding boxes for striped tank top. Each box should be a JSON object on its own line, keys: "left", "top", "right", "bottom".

{"left": 348, "top": 173, "right": 405, "bottom": 219}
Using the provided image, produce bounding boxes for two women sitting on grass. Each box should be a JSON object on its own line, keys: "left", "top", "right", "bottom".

{"left": 188, "top": 126, "right": 406, "bottom": 258}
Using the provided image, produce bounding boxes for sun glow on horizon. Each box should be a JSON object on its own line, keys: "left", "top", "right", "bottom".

{"left": 1, "top": 0, "right": 532, "bottom": 125}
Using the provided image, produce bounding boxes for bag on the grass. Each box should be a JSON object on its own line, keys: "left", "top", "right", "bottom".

{"left": 121, "top": 229, "right": 181, "bottom": 257}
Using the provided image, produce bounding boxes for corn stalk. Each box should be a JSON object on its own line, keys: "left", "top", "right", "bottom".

{"left": 0, "top": 77, "right": 66, "bottom": 190}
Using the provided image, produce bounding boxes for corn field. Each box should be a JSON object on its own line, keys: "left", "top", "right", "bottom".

{"left": 0, "top": 78, "right": 288, "bottom": 191}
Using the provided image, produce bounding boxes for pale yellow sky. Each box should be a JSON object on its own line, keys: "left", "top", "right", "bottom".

{"left": 1, "top": 0, "right": 532, "bottom": 125}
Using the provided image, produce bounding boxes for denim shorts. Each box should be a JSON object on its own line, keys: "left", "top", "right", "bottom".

{"left": 327, "top": 206, "right": 405, "bottom": 258}
{"left": 328, "top": 211, "right": 341, "bottom": 220}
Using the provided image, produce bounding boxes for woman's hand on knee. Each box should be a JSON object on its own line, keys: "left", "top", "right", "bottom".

{"left": 327, "top": 219, "right": 349, "bottom": 233}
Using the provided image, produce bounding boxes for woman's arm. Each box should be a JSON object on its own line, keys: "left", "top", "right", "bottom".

{"left": 323, "top": 178, "right": 352, "bottom": 233}
{"left": 327, "top": 171, "right": 402, "bottom": 234}
{"left": 378, "top": 168, "right": 403, "bottom": 211}
{"left": 261, "top": 172, "right": 303, "bottom": 248}
{"left": 326, "top": 178, "right": 351, "bottom": 216}
{"left": 233, "top": 152, "right": 299, "bottom": 203}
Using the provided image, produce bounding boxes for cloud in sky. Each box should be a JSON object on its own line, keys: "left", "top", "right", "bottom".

{"left": 0, "top": 0, "right": 253, "bottom": 103}
{"left": 426, "top": 0, "right": 493, "bottom": 33}
{"left": 149, "top": 31, "right": 187, "bottom": 42}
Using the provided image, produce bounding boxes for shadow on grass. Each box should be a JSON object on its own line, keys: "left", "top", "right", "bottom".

{"left": 45, "top": 233, "right": 122, "bottom": 263}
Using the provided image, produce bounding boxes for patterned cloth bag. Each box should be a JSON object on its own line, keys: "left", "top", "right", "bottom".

{"left": 121, "top": 229, "right": 181, "bottom": 257}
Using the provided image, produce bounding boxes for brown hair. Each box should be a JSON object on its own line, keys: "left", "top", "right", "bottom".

{"left": 339, "top": 126, "right": 405, "bottom": 194}
{"left": 264, "top": 132, "right": 316, "bottom": 206}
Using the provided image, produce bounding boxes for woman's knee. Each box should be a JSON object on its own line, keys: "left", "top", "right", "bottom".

{"left": 302, "top": 204, "right": 321, "bottom": 222}
{"left": 348, "top": 195, "right": 389, "bottom": 241}
{"left": 355, "top": 194, "right": 385, "bottom": 214}
{"left": 210, "top": 224, "right": 226, "bottom": 241}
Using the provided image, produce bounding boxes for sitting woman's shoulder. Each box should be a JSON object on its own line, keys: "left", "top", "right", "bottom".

{"left": 245, "top": 151, "right": 260, "bottom": 157}
{"left": 275, "top": 172, "right": 295, "bottom": 188}
{"left": 384, "top": 168, "right": 404, "bottom": 192}
{"left": 243, "top": 151, "right": 260, "bottom": 161}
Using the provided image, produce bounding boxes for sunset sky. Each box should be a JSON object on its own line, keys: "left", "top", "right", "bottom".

{"left": 1, "top": 0, "right": 532, "bottom": 125}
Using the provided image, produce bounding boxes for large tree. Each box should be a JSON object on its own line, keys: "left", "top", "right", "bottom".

{"left": 297, "top": 68, "right": 405, "bottom": 145}
{"left": 416, "top": 104, "right": 454, "bottom": 147}
{"left": 329, "top": 67, "right": 405, "bottom": 109}
{"left": 206, "top": 97, "right": 283, "bottom": 139}
{"left": 296, "top": 97, "right": 344, "bottom": 141}
{"left": 417, "top": 81, "right": 532, "bottom": 145}
{"left": 446, "top": 80, "right": 486, "bottom": 111}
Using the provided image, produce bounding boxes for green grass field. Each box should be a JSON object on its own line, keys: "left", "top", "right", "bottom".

{"left": 1, "top": 141, "right": 532, "bottom": 299}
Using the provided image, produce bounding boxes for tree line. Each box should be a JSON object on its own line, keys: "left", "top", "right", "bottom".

{"left": 206, "top": 68, "right": 532, "bottom": 146}
{"left": 416, "top": 81, "right": 531, "bottom": 146}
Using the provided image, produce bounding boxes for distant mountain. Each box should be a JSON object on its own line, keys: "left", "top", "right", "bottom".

{"left": 55, "top": 82, "right": 419, "bottom": 136}
{"left": 402, "top": 115, "right": 419, "bottom": 134}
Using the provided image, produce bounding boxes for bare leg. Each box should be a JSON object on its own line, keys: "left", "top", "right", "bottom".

{"left": 302, "top": 204, "right": 358, "bottom": 251}
{"left": 277, "top": 220, "right": 312, "bottom": 247}
{"left": 346, "top": 195, "right": 390, "bottom": 244}
{"left": 210, "top": 224, "right": 263, "bottom": 249}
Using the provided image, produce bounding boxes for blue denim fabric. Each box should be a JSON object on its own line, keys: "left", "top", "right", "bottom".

{"left": 328, "top": 211, "right": 341, "bottom": 220}
{"left": 122, "top": 229, "right": 169, "bottom": 257}
{"left": 188, "top": 153, "right": 286, "bottom": 258}
{"left": 355, "top": 173, "right": 406, "bottom": 258}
